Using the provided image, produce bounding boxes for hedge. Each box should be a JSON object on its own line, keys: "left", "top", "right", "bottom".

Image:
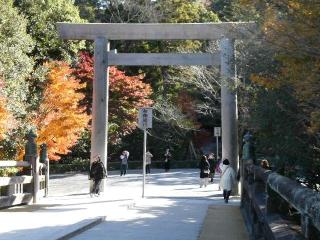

{"left": 49, "top": 160, "right": 199, "bottom": 174}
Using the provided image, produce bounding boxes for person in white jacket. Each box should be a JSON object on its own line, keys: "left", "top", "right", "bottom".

{"left": 219, "top": 159, "right": 236, "bottom": 203}
{"left": 146, "top": 150, "right": 153, "bottom": 174}
{"left": 120, "top": 150, "right": 129, "bottom": 176}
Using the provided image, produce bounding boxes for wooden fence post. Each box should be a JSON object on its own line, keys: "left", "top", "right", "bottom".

{"left": 45, "top": 158, "right": 49, "bottom": 197}
{"left": 266, "top": 184, "right": 278, "bottom": 214}
{"left": 40, "top": 143, "right": 49, "bottom": 197}
{"left": 301, "top": 214, "right": 318, "bottom": 239}
{"left": 32, "top": 156, "right": 39, "bottom": 203}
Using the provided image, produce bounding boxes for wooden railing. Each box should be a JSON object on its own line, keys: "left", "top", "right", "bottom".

{"left": 241, "top": 164, "right": 320, "bottom": 240}
{"left": 0, "top": 159, "right": 47, "bottom": 208}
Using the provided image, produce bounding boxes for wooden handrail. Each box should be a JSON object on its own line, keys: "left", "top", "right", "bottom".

{"left": 0, "top": 160, "right": 31, "bottom": 167}
{"left": 253, "top": 165, "right": 272, "bottom": 183}
{"left": 0, "top": 176, "right": 33, "bottom": 186}
{"left": 267, "top": 172, "right": 320, "bottom": 232}
{"left": 243, "top": 164, "right": 320, "bottom": 239}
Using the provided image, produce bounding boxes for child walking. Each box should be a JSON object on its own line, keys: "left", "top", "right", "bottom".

{"left": 199, "top": 155, "right": 210, "bottom": 188}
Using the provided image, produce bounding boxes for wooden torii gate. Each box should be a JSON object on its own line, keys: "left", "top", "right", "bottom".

{"left": 57, "top": 22, "right": 254, "bottom": 193}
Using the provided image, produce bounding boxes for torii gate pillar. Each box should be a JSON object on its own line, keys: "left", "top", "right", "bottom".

{"left": 91, "top": 37, "right": 109, "bottom": 192}
{"left": 220, "top": 38, "right": 239, "bottom": 194}
{"left": 57, "top": 22, "right": 255, "bottom": 195}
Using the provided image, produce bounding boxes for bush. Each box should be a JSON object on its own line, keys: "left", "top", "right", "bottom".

{"left": 49, "top": 158, "right": 199, "bottom": 174}
{"left": 0, "top": 167, "right": 20, "bottom": 177}
{"left": 50, "top": 158, "right": 90, "bottom": 174}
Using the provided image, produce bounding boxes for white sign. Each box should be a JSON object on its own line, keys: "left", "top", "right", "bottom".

{"left": 214, "top": 127, "right": 221, "bottom": 137}
{"left": 138, "top": 108, "right": 153, "bottom": 129}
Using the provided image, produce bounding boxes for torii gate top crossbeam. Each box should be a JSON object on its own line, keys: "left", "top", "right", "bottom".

{"left": 57, "top": 22, "right": 255, "bottom": 40}
{"left": 108, "top": 52, "right": 220, "bottom": 66}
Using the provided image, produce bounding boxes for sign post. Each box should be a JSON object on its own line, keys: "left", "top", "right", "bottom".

{"left": 214, "top": 127, "right": 221, "bottom": 160}
{"left": 138, "top": 108, "right": 152, "bottom": 198}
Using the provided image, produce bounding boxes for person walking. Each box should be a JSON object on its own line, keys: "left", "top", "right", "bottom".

{"left": 215, "top": 157, "right": 222, "bottom": 175}
{"left": 219, "top": 159, "right": 236, "bottom": 203}
{"left": 120, "top": 150, "right": 129, "bottom": 176}
{"left": 199, "top": 155, "right": 210, "bottom": 188}
{"left": 207, "top": 152, "right": 215, "bottom": 183}
{"left": 89, "top": 155, "right": 107, "bottom": 197}
{"left": 146, "top": 150, "right": 153, "bottom": 174}
{"left": 164, "top": 148, "right": 172, "bottom": 172}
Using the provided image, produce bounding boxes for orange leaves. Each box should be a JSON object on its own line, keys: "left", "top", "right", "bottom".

{"left": 0, "top": 78, "right": 11, "bottom": 140}
{"left": 250, "top": 74, "right": 282, "bottom": 89}
{"left": 244, "top": 0, "right": 320, "bottom": 135}
{"left": 34, "top": 61, "right": 90, "bottom": 160}
{"left": 287, "top": 0, "right": 302, "bottom": 13}
{"left": 0, "top": 96, "right": 10, "bottom": 140}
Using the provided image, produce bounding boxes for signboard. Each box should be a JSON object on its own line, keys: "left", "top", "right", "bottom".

{"left": 214, "top": 127, "right": 221, "bottom": 137}
{"left": 138, "top": 108, "right": 153, "bottom": 129}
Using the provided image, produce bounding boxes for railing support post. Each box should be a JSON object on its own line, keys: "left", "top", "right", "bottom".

{"left": 32, "top": 156, "right": 39, "bottom": 203}
{"left": 40, "top": 143, "right": 49, "bottom": 197}
{"left": 45, "top": 159, "right": 49, "bottom": 197}
{"left": 301, "top": 214, "right": 317, "bottom": 239}
{"left": 266, "top": 184, "right": 277, "bottom": 214}
{"left": 301, "top": 215, "right": 310, "bottom": 238}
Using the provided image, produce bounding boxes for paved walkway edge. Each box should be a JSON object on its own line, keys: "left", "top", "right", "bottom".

{"left": 198, "top": 205, "right": 250, "bottom": 240}
{"left": 56, "top": 216, "right": 106, "bottom": 240}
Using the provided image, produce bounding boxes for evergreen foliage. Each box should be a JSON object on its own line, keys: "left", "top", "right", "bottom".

{"left": 233, "top": 0, "right": 320, "bottom": 190}
{"left": 0, "top": 0, "right": 317, "bottom": 190}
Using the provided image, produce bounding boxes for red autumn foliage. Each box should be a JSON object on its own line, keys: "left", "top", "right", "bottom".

{"left": 73, "top": 51, "right": 153, "bottom": 143}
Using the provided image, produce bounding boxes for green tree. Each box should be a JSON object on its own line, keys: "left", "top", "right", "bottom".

{"left": 0, "top": 0, "right": 33, "bottom": 116}
{"left": 14, "top": 0, "right": 85, "bottom": 64}
{"left": 74, "top": 0, "right": 102, "bottom": 22}
{"left": 211, "top": 0, "right": 234, "bottom": 21}
{"left": 13, "top": 0, "right": 87, "bottom": 131}
{"left": 234, "top": 0, "right": 320, "bottom": 190}
{"left": 0, "top": 0, "right": 35, "bottom": 158}
{"left": 102, "top": 0, "right": 219, "bottom": 92}
{"left": 101, "top": 0, "right": 220, "bottom": 158}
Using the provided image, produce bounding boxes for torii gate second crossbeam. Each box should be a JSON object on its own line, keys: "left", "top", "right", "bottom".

{"left": 57, "top": 22, "right": 255, "bottom": 194}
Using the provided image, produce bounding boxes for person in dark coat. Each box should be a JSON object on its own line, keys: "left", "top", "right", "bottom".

{"left": 89, "top": 155, "right": 107, "bottom": 197}
{"left": 207, "top": 152, "right": 215, "bottom": 183}
{"left": 199, "top": 155, "right": 210, "bottom": 188}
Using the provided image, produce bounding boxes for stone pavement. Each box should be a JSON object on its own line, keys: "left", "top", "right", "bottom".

{"left": 0, "top": 169, "right": 249, "bottom": 240}
{"left": 199, "top": 205, "right": 249, "bottom": 240}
